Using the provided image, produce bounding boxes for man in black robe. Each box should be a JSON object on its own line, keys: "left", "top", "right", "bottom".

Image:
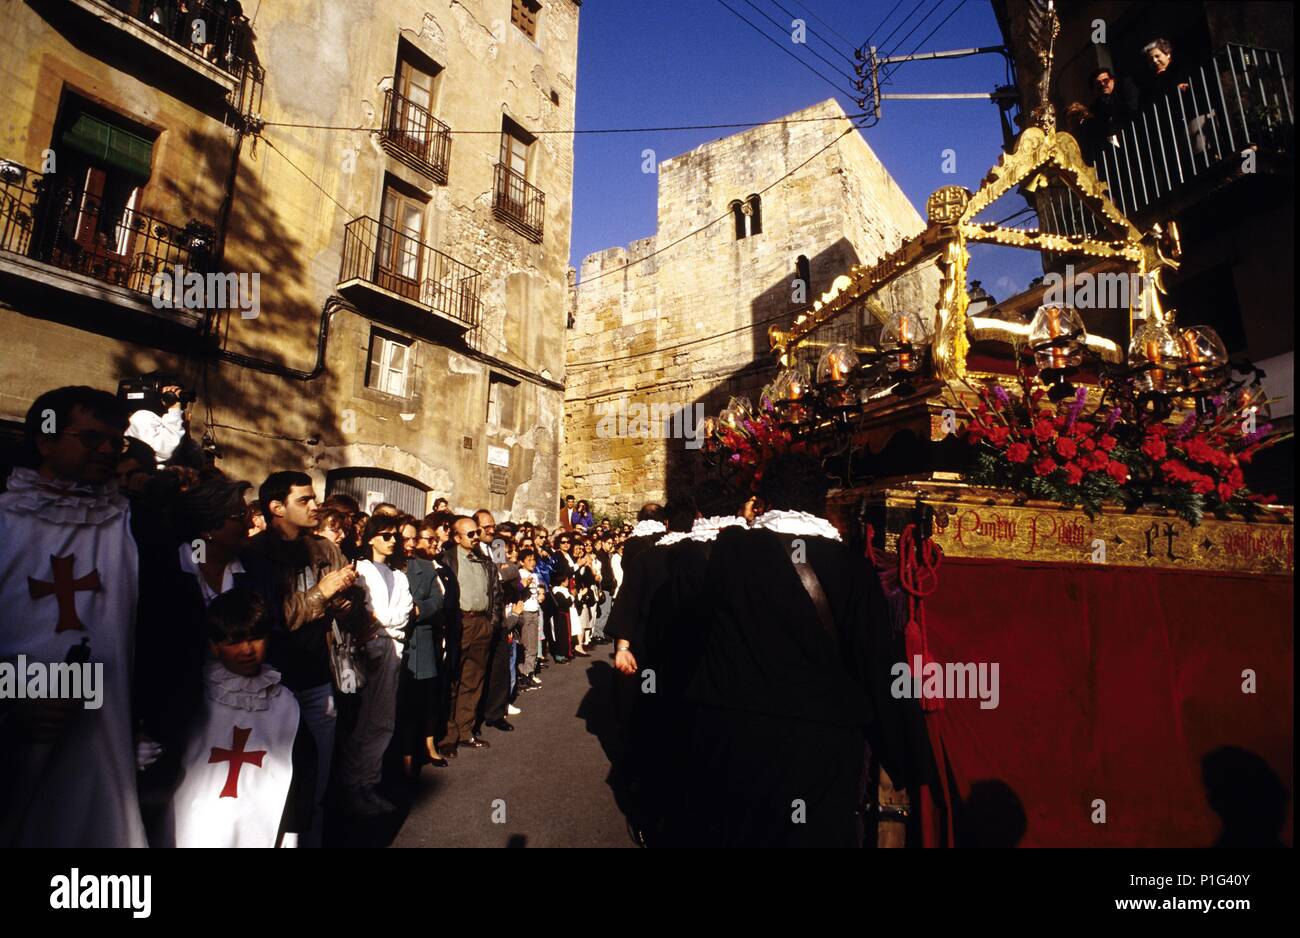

{"left": 675, "top": 454, "right": 929, "bottom": 847}
{"left": 634, "top": 482, "right": 751, "bottom": 846}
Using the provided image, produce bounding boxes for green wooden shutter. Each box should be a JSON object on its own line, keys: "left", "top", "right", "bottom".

{"left": 62, "top": 114, "right": 153, "bottom": 180}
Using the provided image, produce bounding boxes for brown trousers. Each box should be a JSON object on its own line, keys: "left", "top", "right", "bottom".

{"left": 439, "top": 612, "right": 493, "bottom": 747}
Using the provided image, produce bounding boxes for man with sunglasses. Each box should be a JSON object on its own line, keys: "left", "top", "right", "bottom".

{"left": 436, "top": 516, "right": 504, "bottom": 755}
{"left": 0, "top": 386, "right": 147, "bottom": 847}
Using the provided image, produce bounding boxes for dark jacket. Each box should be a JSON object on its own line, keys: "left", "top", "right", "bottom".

{"left": 438, "top": 541, "right": 503, "bottom": 632}
{"left": 243, "top": 530, "right": 356, "bottom": 692}
{"left": 404, "top": 556, "right": 446, "bottom": 680}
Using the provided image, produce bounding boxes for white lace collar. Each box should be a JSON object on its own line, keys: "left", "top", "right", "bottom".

{"left": 630, "top": 519, "right": 666, "bottom": 538}
{"left": 0, "top": 467, "right": 129, "bottom": 527}
{"left": 689, "top": 515, "right": 749, "bottom": 542}
{"left": 752, "top": 509, "right": 842, "bottom": 541}
{"left": 206, "top": 661, "right": 285, "bottom": 711}
{"left": 655, "top": 531, "right": 691, "bottom": 546}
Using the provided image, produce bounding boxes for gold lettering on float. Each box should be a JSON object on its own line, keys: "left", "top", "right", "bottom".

{"left": 953, "top": 510, "right": 1016, "bottom": 548}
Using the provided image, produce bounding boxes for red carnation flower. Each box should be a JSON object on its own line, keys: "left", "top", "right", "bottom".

{"left": 1071, "top": 421, "right": 1095, "bottom": 438}
{"left": 1106, "top": 460, "right": 1129, "bottom": 484}
{"left": 1034, "top": 456, "right": 1058, "bottom": 477}
{"left": 1141, "top": 438, "right": 1167, "bottom": 461}
{"left": 1062, "top": 462, "right": 1084, "bottom": 485}
{"left": 1006, "top": 442, "right": 1030, "bottom": 463}
{"left": 1055, "top": 437, "right": 1077, "bottom": 459}
{"left": 1216, "top": 482, "right": 1237, "bottom": 502}
{"left": 1190, "top": 474, "right": 1216, "bottom": 496}
{"left": 1099, "top": 434, "right": 1118, "bottom": 452}
{"left": 1080, "top": 437, "right": 1096, "bottom": 452}
{"left": 1033, "top": 419, "right": 1056, "bottom": 443}
{"left": 986, "top": 424, "right": 1011, "bottom": 446}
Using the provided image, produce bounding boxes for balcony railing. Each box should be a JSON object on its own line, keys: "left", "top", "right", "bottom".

{"left": 493, "top": 163, "right": 545, "bottom": 243}
{"left": 339, "top": 215, "right": 482, "bottom": 330}
{"left": 0, "top": 160, "right": 213, "bottom": 297}
{"left": 380, "top": 89, "right": 451, "bottom": 184}
{"left": 1084, "top": 44, "right": 1293, "bottom": 221}
{"left": 104, "top": 0, "right": 256, "bottom": 78}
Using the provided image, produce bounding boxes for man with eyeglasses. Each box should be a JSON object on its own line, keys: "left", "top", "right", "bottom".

{"left": 0, "top": 386, "right": 147, "bottom": 847}
{"left": 473, "top": 509, "right": 516, "bottom": 732}
{"left": 436, "top": 516, "right": 503, "bottom": 755}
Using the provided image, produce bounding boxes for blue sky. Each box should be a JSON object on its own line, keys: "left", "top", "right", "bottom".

{"left": 569, "top": 0, "right": 1039, "bottom": 299}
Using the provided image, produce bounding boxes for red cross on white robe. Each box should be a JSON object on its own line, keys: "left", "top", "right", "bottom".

{"left": 209, "top": 726, "right": 267, "bottom": 798}
{"left": 27, "top": 554, "right": 102, "bottom": 633}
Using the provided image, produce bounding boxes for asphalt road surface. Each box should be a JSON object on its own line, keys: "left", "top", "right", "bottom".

{"left": 327, "top": 652, "right": 637, "bottom": 848}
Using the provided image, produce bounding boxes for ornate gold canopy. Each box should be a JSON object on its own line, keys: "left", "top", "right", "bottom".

{"left": 769, "top": 123, "right": 1183, "bottom": 378}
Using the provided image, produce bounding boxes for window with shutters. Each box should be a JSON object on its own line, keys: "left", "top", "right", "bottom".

{"left": 511, "top": 0, "right": 542, "bottom": 41}
{"left": 44, "top": 98, "right": 157, "bottom": 269}
{"left": 366, "top": 328, "right": 413, "bottom": 397}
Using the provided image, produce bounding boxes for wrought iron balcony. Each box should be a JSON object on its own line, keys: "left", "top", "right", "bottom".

{"left": 103, "top": 0, "right": 256, "bottom": 79}
{"left": 380, "top": 89, "right": 451, "bottom": 184}
{"left": 493, "top": 163, "right": 545, "bottom": 243}
{"left": 338, "top": 215, "right": 482, "bottom": 331}
{"left": 1083, "top": 44, "right": 1293, "bottom": 222}
{"left": 0, "top": 159, "right": 214, "bottom": 300}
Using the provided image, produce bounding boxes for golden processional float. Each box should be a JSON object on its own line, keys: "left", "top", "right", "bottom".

{"left": 704, "top": 9, "right": 1292, "bottom": 578}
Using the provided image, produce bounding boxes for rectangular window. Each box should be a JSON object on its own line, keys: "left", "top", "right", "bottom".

{"left": 392, "top": 48, "right": 442, "bottom": 151}
{"left": 367, "top": 329, "right": 413, "bottom": 397}
{"left": 499, "top": 120, "right": 532, "bottom": 181}
{"left": 511, "top": 0, "right": 541, "bottom": 41}
{"left": 47, "top": 99, "right": 156, "bottom": 270}
{"left": 377, "top": 181, "right": 427, "bottom": 299}
{"left": 487, "top": 373, "right": 518, "bottom": 429}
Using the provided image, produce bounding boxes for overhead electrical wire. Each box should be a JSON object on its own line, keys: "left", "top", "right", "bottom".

{"left": 877, "top": 0, "right": 948, "bottom": 79}
{"left": 880, "top": 0, "right": 971, "bottom": 83}
{"left": 712, "top": 0, "right": 862, "bottom": 101}
{"left": 858, "top": 0, "right": 909, "bottom": 51}
{"left": 256, "top": 111, "right": 869, "bottom": 134}
{"left": 746, "top": 0, "right": 857, "bottom": 72}
{"left": 870, "top": 0, "right": 929, "bottom": 57}
{"left": 786, "top": 0, "right": 861, "bottom": 53}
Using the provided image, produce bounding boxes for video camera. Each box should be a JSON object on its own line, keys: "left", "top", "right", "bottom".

{"left": 117, "top": 375, "right": 197, "bottom": 414}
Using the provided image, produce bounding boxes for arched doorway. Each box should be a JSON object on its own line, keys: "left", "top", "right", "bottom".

{"left": 326, "top": 467, "right": 430, "bottom": 517}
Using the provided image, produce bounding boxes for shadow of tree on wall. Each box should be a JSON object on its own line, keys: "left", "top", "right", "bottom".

{"left": 109, "top": 123, "right": 342, "bottom": 490}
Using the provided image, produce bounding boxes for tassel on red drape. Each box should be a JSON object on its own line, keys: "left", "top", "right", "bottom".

{"left": 898, "top": 524, "right": 944, "bottom": 712}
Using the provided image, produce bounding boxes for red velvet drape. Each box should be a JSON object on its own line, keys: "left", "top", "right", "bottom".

{"left": 915, "top": 557, "right": 1294, "bottom": 847}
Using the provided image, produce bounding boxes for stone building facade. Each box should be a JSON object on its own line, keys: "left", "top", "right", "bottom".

{"left": 0, "top": 0, "right": 579, "bottom": 521}
{"left": 562, "top": 99, "right": 938, "bottom": 519}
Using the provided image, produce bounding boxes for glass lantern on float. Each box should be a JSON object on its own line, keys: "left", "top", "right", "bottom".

{"left": 1027, "top": 304, "right": 1087, "bottom": 401}
{"left": 771, "top": 361, "right": 813, "bottom": 426}
{"left": 1176, "top": 325, "right": 1229, "bottom": 401}
{"left": 717, "top": 404, "right": 746, "bottom": 437}
{"left": 879, "top": 310, "right": 930, "bottom": 396}
{"left": 726, "top": 395, "right": 755, "bottom": 425}
{"left": 816, "top": 342, "right": 860, "bottom": 410}
{"left": 1128, "top": 315, "right": 1186, "bottom": 392}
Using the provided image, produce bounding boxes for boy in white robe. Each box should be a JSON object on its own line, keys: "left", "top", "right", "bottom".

{"left": 165, "top": 588, "right": 314, "bottom": 847}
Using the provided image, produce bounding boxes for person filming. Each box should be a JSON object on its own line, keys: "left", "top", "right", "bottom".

{"left": 121, "top": 372, "right": 199, "bottom": 467}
